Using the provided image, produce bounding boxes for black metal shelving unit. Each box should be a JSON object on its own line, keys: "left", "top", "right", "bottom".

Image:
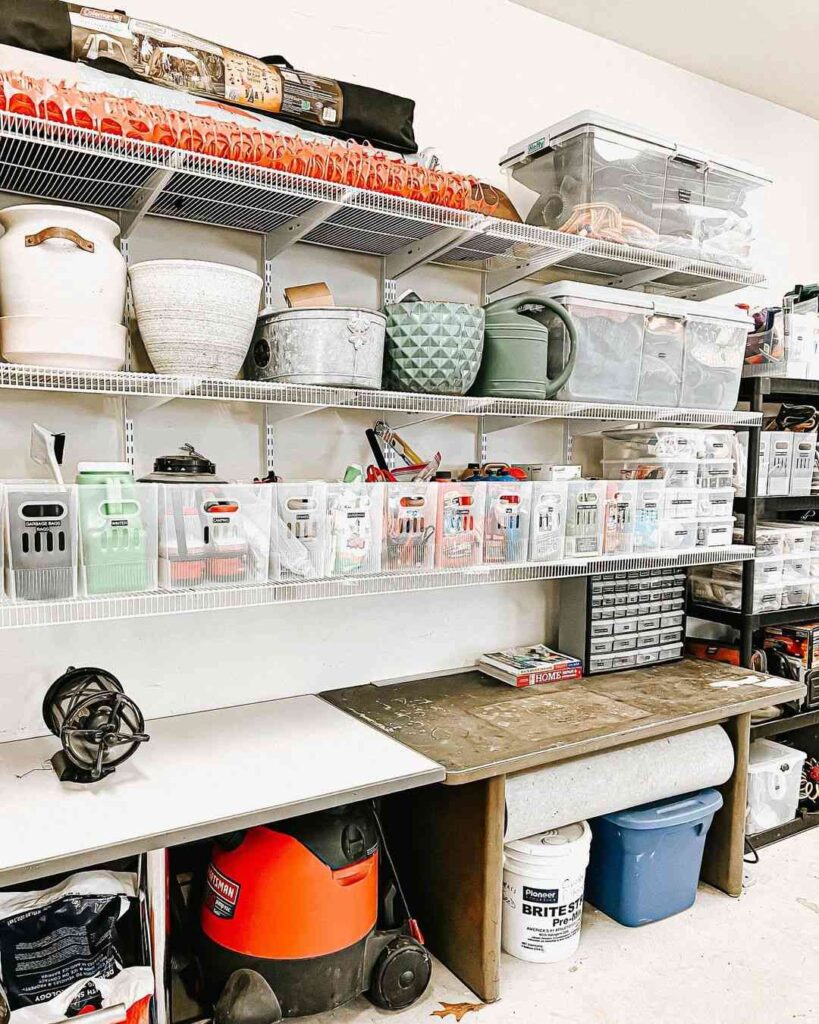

{"left": 751, "top": 707, "right": 819, "bottom": 739}
{"left": 691, "top": 375, "right": 819, "bottom": 662}
{"left": 749, "top": 809, "right": 819, "bottom": 849}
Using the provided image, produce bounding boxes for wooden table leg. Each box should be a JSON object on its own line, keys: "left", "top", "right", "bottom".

{"left": 701, "top": 713, "right": 750, "bottom": 897}
{"left": 383, "top": 776, "right": 505, "bottom": 1003}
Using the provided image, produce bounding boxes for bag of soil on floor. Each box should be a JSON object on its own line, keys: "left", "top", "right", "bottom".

{"left": 0, "top": 0, "right": 417, "bottom": 153}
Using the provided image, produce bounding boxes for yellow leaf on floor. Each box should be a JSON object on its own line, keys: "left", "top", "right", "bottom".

{"left": 431, "top": 1002, "right": 485, "bottom": 1021}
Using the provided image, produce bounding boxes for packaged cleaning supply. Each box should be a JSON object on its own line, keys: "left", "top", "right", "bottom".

{"left": 0, "top": 870, "right": 149, "bottom": 1024}
{"left": 326, "top": 483, "right": 383, "bottom": 576}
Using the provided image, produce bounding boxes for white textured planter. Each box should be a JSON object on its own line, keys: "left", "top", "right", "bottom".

{"left": 130, "top": 260, "right": 263, "bottom": 378}
{"left": 0, "top": 316, "right": 126, "bottom": 370}
{"left": 0, "top": 204, "right": 126, "bottom": 370}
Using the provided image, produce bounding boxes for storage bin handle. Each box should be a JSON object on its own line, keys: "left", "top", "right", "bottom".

{"left": 25, "top": 227, "right": 95, "bottom": 253}
{"left": 484, "top": 293, "right": 577, "bottom": 396}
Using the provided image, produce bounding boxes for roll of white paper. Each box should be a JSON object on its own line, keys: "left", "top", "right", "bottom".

{"left": 504, "top": 725, "right": 734, "bottom": 842}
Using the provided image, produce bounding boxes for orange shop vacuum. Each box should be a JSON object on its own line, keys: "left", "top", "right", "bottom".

{"left": 199, "top": 802, "right": 431, "bottom": 1019}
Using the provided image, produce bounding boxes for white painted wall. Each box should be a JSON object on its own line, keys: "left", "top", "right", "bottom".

{"left": 1, "top": 0, "right": 816, "bottom": 740}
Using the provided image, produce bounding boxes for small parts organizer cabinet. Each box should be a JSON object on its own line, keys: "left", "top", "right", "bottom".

{"left": 559, "top": 569, "right": 686, "bottom": 674}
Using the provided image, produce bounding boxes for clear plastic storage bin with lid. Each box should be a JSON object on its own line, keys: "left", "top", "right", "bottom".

{"left": 501, "top": 111, "right": 770, "bottom": 266}
{"left": 690, "top": 571, "right": 782, "bottom": 613}
{"left": 602, "top": 459, "right": 698, "bottom": 489}
{"left": 603, "top": 427, "right": 709, "bottom": 460}
{"left": 696, "top": 517, "right": 735, "bottom": 548}
{"left": 532, "top": 283, "right": 749, "bottom": 410}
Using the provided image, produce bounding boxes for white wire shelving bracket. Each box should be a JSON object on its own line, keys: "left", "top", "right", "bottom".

{"left": 0, "top": 546, "right": 753, "bottom": 631}
{"left": 0, "top": 111, "right": 766, "bottom": 299}
{"left": 0, "top": 364, "right": 764, "bottom": 427}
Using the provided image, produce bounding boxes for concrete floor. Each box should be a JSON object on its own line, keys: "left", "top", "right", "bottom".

{"left": 327, "top": 829, "right": 819, "bottom": 1023}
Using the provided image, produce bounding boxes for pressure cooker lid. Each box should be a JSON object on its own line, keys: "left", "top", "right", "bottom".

{"left": 138, "top": 444, "right": 227, "bottom": 483}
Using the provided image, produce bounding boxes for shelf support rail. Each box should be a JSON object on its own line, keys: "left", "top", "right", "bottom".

{"left": 383, "top": 219, "right": 489, "bottom": 281}
{"left": 119, "top": 164, "right": 180, "bottom": 239}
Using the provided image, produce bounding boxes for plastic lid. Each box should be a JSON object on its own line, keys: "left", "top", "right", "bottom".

{"left": 531, "top": 282, "right": 750, "bottom": 325}
{"left": 505, "top": 821, "right": 590, "bottom": 856}
{"left": 748, "top": 739, "right": 808, "bottom": 771}
{"left": 601, "top": 789, "right": 723, "bottom": 830}
{"left": 501, "top": 110, "right": 771, "bottom": 184}
{"left": 152, "top": 446, "right": 216, "bottom": 476}
{"left": 77, "top": 462, "right": 132, "bottom": 474}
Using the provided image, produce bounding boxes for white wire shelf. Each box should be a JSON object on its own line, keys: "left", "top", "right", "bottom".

{"left": 0, "top": 546, "right": 753, "bottom": 630}
{"left": 0, "top": 364, "right": 764, "bottom": 426}
{"left": 0, "top": 112, "right": 766, "bottom": 298}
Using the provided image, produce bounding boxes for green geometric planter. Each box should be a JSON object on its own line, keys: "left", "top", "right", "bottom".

{"left": 383, "top": 301, "right": 485, "bottom": 395}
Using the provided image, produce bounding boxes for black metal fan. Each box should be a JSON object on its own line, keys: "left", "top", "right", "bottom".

{"left": 42, "top": 666, "right": 150, "bottom": 783}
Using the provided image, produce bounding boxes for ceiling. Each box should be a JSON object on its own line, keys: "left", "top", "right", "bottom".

{"left": 514, "top": 0, "right": 819, "bottom": 120}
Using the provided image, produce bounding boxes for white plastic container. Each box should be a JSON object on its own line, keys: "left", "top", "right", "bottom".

{"left": 158, "top": 483, "right": 271, "bottom": 589}
{"left": 382, "top": 483, "right": 437, "bottom": 572}
{"left": 484, "top": 482, "right": 532, "bottom": 564}
{"left": 660, "top": 519, "right": 698, "bottom": 551}
{"left": 714, "top": 556, "right": 783, "bottom": 585}
{"left": 633, "top": 481, "right": 664, "bottom": 553}
{"left": 603, "top": 427, "right": 705, "bottom": 461}
{"left": 697, "top": 516, "right": 736, "bottom": 548}
{"left": 275, "top": 482, "right": 328, "bottom": 580}
{"left": 690, "top": 574, "right": 782, "bottom": 613}
{"left": 746, "top": 740, "right": 807, "bottom": 835}
{"left": 782, "top": 582, "right": 810, "bottom": 609}
{"left": 3, "top": 482, "right": 79, "bottom": 601}
{"left": 435, "top": 482, "right": 486, "bottom": 569}
{"left": 528, "top": 482, "right": 567, "bottom": 562}
{"left": 565, "top": 481, "right": 605, "bottom": 558}
{"left": 663, "top": 487, "right": 699, "bottom": 520}
{"left": 766, "top": 433, "right": 794, "bottom": 496}
{"left": 0, "top": 204, "right": 127, "bottom": 370}
{"left": 781, "top": 555, "right": 811, "bottom": 582}
{"left": 698, "top": 459, "right": 734, "bottom": 489}
{"left": 697, "top": 487, "right": 735, "bottom": 518}
{"left": 502, "top": 822, "right": 592, "bottom": 963}
{"left": 602, "top": 481, "right": 637, "bottom": 556}
{"left": 789, "top": 434, "right": 816, "bottom": 496}
{"left": 326, "top": 483, "right": 383, "bottom": 576}
{"left": 602, "top": 458, "right": 698, "bottom": 489}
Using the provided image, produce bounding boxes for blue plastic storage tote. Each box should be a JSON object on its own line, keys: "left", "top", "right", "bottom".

{"left": 585, "top": 788, "right": 723, "bottom": 927}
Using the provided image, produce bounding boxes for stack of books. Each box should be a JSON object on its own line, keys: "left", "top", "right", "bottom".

{"left": 477, "top": 644, "right": 583, "bottom": 688}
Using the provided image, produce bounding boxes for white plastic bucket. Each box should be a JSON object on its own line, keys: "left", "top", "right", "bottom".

{"left": 502, "top": 821, "right": 592, "bottom": 963}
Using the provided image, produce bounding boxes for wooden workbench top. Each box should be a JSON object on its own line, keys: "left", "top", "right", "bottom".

{"left": 322, "top": 660, "right": 805, "bottom": 785}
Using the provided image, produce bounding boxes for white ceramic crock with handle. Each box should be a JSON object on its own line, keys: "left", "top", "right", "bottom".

{"left": 0, "top": 204, "right": 126, "bottom": 322}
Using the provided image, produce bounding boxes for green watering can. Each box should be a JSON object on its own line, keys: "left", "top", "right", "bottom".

{"left": 471, "top": 293, "right": 577, "bottom": 400}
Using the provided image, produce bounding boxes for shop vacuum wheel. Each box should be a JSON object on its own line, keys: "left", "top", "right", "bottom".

{"left": 367, "top": 935, "right": 432, "bottom": 1011}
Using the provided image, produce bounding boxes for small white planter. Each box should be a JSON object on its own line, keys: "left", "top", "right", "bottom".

{"left": 130, "top": 259, "right": 263, "bottom": 378}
